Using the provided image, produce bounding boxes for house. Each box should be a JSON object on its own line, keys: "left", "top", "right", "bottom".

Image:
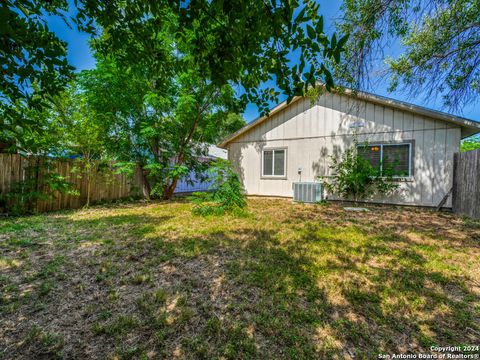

{"left": 174, "top": 145, "right": 227, "bottom": 193}
{"left": 218, "top": 90, "right": 480, "bottom": 207}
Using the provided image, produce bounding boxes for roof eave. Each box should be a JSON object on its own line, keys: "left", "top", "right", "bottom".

{"left": 218, "top": 89, "right": 480, "bottom": 147}
{"left": 352, "top": 91, "right": 480, "bottom": 138}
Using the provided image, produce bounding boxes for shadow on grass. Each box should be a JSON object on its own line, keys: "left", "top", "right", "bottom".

{"left": 181, "top": 223, "right": 479, "bottom": 358}
{"left": 1, "top": 207, "right": 478, "bottom": 359}
{"left": 292, "top": 222, "right": 478, "bottom": 356}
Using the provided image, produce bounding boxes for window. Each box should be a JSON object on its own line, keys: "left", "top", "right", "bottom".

{"left": 357, "top": 145, "right": 381, "bottom": 170}
{"left": 357, "top": 143, "right": 412, "bottom": 177}
{"left": 262, "top": 148, "right": 286, "bottom": 177}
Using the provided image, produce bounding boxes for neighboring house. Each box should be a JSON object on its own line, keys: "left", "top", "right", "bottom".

{"left": 174, "top": 145, "right": 228, "bottom": 193}
{"left": 219, "top": 90, "right": 480, "bottom": 207}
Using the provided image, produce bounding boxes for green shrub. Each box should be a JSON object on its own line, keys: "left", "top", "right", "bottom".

{"left": 320, "top": 140, "right": 399, "bottom": 203}
{"left": 190, "top": 159, "right": 246, "bottom": 216}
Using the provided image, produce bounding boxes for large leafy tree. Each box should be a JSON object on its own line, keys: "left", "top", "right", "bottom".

{"left": 160, "top": 68, "right": 244, "bottom": 199}
{"left": 336, "top": 0, "right": 480, "bottom": 110}
{"left": 79, "top": 56, "right": 245, "bottom": 199}
{"left": 78, "top": 59, "right": 161, "bottom": 198}
{"left": 3, "top": 84, "right": 68, "bottom": 156}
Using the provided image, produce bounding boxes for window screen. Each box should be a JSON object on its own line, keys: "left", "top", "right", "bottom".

{"left": 263, "top": 150, "right": 273, "bottom": 176}
{"left": 274, "top": 150, "right": 285, "bottom": 176}
{"left": 262, "top": 149, "right": 286, "bottom": 177}
{"left": 357, "top": 145, "right": 381, "bottom": 170}
{"left": 357, "top": 143, "right": 411, "bottom": 177}
{"left": 383, "top": 144, "right": 410, "bottom": 176}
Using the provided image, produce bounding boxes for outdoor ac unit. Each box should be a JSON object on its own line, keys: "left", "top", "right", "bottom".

{"left": 292, "top": 182, "right": 322, "bottom": 203}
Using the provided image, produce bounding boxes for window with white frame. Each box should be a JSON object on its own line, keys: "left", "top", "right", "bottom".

{"left": 262, "top": 148, "right": 286, "bottom": 177}
{"left": 357, "top": 143, "right": 412, "bottom": 177}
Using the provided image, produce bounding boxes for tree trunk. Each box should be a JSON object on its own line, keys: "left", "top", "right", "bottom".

{"left": 163, "top": 177, "right": 178, "bottom": 200}
{"left": 85, "top": 157, "right": 92, "bottom": 207}
{"left": 86, "top": 174, "right": 91, "bottom": 207}
{"left": 139, "top": 168, "right": 151, "bottom": 200}
{"left": 32, "top": 157, "right": 42, "bottom": 213}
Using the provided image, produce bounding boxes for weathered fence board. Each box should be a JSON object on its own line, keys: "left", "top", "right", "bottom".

{"left": 0, "top": 153, "right": 215, "bottom": 214}
{"left": 452, "top": 149, "right": 480, "bottom": 219}
{"left": 0, "top": 154, "right": 142, "bottom": 213}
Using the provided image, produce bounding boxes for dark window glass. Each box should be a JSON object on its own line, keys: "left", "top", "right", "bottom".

{"left": 357, "top": 145, "right": 381, "bottom": 170}
{"left": 357, "top": 143, "right": 411, "bottom": 176}
{"left": 274, "top": 150, "right": 285, "bottom": 176}
{"left": 383, "top": 144, "right": 410, "bottom": 176}
{"left": 263, "top": 150, "right": 273, "bottom": 176}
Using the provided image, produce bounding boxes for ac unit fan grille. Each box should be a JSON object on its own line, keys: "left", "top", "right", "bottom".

{"left": 292, "top": 182, "right": 322, "bottom": 203}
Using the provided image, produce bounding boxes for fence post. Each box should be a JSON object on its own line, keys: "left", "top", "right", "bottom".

{"left": 452, "top": 152, "right": 459, "bottom": 213}
{"left": 452, "top": 149, "right": 480, "bottom": 219}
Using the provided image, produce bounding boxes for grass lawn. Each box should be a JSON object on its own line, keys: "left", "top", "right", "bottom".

{"left": 0, "top": 198, "right": 479, "bottom": 359}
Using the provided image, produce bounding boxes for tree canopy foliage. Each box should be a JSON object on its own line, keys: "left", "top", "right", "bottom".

{"left": 461, "top": 136, "right": 480, "bottom": 152}
{"left": 78, "top": 54, "right": 245, "bottom": 199}
{"left": 1, "top": 0, "right": 347, "bottom": 135}
{"left": 78, "top": 0, "right": 347, "bottom": 112}
{"left": 0, "top": 0, "right": 73, "bottom": 102}
{"left": 0, "top": 0, "right": 74, "bottom": 139}
{"left": 336, "top": 0, "right": 479, "bottom": 110}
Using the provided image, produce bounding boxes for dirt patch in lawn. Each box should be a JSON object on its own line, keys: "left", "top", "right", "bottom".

{"left": 0, "top": 199, "right": 479, "bottom": 359}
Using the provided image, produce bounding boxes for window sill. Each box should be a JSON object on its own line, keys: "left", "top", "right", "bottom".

{"left": 261, "top": 176, "right": 288, "bottom": 180}
{"left": 320, "top": 175, "right": 414, "bottom": 182}
{"left": 389, "top": 177, "right": 414, "bottom": 182}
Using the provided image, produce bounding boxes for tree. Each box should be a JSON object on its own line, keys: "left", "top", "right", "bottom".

{"left": 52, "top": 85, "right": 106, "bottom": 207}
{"left": 461, "top": 136, "right": 480, "bottom": 152}
{"left": 3, "top": 84, "right": 108, "bottom": 208}
{"left": 78, "top": 58, "right": 163, "bottom": 199}
{"left": 2, "top": 95, "right": 61, "bottom": 156}
{"left": 77, "top": 0, "right": 347, "bottom": 113}
{"left": 0, "top": 0, "right": 74, "bottom": 139}
{"left": 79, "top": 57, "right": 245, "bottom": 200}
{"left": 160, "top": 66, "right": 247, "bottom": 199}
{"left": 336, "top": 0, "right": 479, "bottom": 110}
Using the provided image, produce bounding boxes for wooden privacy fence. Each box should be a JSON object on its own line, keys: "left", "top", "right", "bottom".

{"left": 0, "top": 154, "right": 143, "bottom": 213}
{"left": 452, "top": 149, "right": 480, "bottom": 219}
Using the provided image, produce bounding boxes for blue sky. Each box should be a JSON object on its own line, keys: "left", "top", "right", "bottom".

{"left": 47, "top": 2, "right": 480, "bottom": 124}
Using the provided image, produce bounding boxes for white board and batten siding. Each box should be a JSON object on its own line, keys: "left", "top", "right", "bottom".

{"left": 227, "top": 92, "right": 464, "bottom": 207}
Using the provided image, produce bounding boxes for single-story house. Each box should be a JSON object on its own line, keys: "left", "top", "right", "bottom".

{"left": 218, "top": 89, "right": 480, "bottom": 207}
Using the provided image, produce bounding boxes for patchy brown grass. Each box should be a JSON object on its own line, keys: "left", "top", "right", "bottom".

{"left": 0, "top": 198, "right": 479, "bottom": 359}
